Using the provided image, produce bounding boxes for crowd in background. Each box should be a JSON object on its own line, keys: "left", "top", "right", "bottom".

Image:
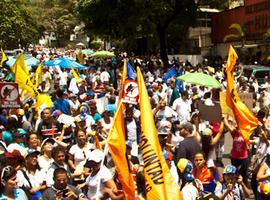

{"left": 0, "top": 48, "right": 270, "bottom": 200}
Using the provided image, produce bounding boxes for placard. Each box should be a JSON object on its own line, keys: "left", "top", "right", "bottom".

{"left": 0, "top": 83, "right": 20, "bottom": 108}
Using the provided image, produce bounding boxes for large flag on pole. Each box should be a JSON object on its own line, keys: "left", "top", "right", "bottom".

{"left": 137, "top": 66, "right": 181, "bottom": 200}
{"left": 226, "top": 46, "right": 259, "bottom": 142}
{"left": 107, "top": 102, "right": 136, "bottom": 200}
{"left": 14, "top": 54, "right": 38, "bottom": 97}
{"left": 1, "top": 49, "right": 7, "bottom": 65}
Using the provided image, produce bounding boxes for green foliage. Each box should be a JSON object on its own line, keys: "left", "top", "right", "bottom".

{"left": 0, "top": 0, "right": 42, "bottom": 49}
{"left": 77, "top": 0, "right": 199, "bottom": 65}
{"left": 89, "top": 41, "right": 102, "bottom": 50}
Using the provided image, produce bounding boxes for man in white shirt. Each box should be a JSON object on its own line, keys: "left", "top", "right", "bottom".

{"left": 172, "top": 91, "right": 191, "bottom": 123}
{"left": 100, "top": 68, "right": 110, "bottom": 84}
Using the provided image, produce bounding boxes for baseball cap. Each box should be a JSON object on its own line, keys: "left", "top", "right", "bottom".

{"left": 86, "top": 149, "right": 104, "bottom": 163}
{"left": 13, "top": 128, "right": 27, "bottom": 138}
{"left": 25, "top": 149, "right": 40, "bottom": 158}
{"left": 5, "top": 150, "right": 22, "bottom": 160}
{"left": 52, "top": 110, "right": 62, "bottom": 118}
{"left": 40, "top": 138, "right": 55, "bottom": 149}
{"left": 177, "top": 158, "right": 194, "bottom": 181}
{"left": 223, "top": 164, "right": 237, "bottom": 174}
{"left": 179, "top": 122, "right": 194, "bottom": 132}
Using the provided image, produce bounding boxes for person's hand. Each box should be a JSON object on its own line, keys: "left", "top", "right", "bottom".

{"left": 63, "top": 124, "right": 70, "bottom": 130}
{"left": 55, "top": 191, "right": 63, "bottom": 200}
{"left": 76, "top": 183, "right": 85, "bottom": 190}
{"left": 66, "top": 187, "right": 78, "bottom": 200}
{"left": 227, "top": 183, "right": 234, "bottom": 192}
{"left": 237, "top": 175, "right": 243, "bottom": 184}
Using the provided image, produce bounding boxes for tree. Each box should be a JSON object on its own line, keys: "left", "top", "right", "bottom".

{"left": 77, "top": 0, "right": 200, "bottom": 67}
{"left": 0, "top": 0, "right": 43, "bottom": 49}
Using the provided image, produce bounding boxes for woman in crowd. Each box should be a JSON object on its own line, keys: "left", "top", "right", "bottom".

{"left": 17, "top": 149, "right": 47, "bottom": 199}
{"left": 217, "top": 164, "right": 250, "bottom": 200}
{"left": 79, "top": 149, "right": 123, "bottom": 200}
{"left": 0, "top": 165, "right": 27, "bottom": 200}
{"left": 99, "top": 109, "right": 113, "bottom": 134}
{"left": 193, "top": 152, "right": 222, "bottom": 193}
{"left": 224, "top": 116, "right": 249, "bottom": 185}
{"left": 26, "top": 133, "right": 40, "bottom": 151}
{"left": 38, "top": 138, "right": 55, "bottom": 170}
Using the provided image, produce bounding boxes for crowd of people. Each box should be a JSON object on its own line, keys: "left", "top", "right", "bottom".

{"left": 0, "top": 48, "right": 270, "bottom": 200}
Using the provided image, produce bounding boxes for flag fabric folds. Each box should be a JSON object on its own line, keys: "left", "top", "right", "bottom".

{"left": 137, "top": 66, "right": 181, "bottom": 200}
{"left": 71, "top": 67, "right": 82, "bottom": 83}
{"left": 226, "top": 46, "right": 259, "bottom": 142}
{"left": 107, "top": 102, "right": 136, "bottom": 200}
{"left": 14, "top": 54, "right": 38, "bottom": 97}
{"left": 34, "top": 64, "right": 43, "bottom": 87}
{"left": 1, "top": 49, "right": 7, "bottom": 65}
{"left": 127, "top": 61, "right": 136, "bottom": 80}
{"left": 163, "top": 65, "right": 183, "bottom": 92}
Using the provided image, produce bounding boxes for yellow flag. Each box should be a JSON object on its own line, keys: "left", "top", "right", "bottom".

{"left": 71, "top": 67, "right": 82, "bottom": 83}
{"left": 35, "top": 64, "right": 43, "bottom": 87}
{"left": 137, "top": 67, "right": 181, "bottom": 200}
{"left": 11, "top": 54, "right": 29, "bottom": 75}
{"left": 14, "top": 54, "right": 38, "bottom": 97}
{"left": 226, "top": 46, "right": 259, "bottom": 142}
{"left": 1, "top": 49, "right": 7, "bottom": 65}
{"left": 77, "top": 49, "right": 84, "bottom": 64}
{"left": 34, "top": 94, "right": 53, "bottom": 111}
{"left": 107, "top": 102, "right": 136, "bottom": 200}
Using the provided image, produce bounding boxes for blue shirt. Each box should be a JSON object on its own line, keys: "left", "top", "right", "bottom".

{"left": 0, "top": 188, "right": 26, "bottom": 200}
{"left": 53, "top": 98, "right": 71, "bottom": 115}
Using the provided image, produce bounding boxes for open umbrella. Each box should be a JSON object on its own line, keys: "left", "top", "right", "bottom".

{"left": 6, "top": 55, "right": 40, "bottom": 68}
{"left": 91, "top": 50, "right": 115, "bottom": 58}
{"left": 43, "top": 57, "right": 87, "bottom": 70}
{"left": 82, "top": 49, "right": 94, "bottom": 54}
{"left": 176, "top": 72, "right": 221, "bottom": 88}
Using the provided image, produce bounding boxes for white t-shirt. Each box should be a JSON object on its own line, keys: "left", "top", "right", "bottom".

{"left": 86, "top": 166, "right": 112, "bottom": 199}
{"left": 17, "top": 169, "right": 46, "bottom": 190}
{"left": 126, "top": 119, "right": 137, "bottom": 143}
{"left": 100, "top": 117, "right": 113, "bottom": 133}
{"left": 69, "top": 143, "right": 93, "bottom": 168}
{"left": 172, "top": 97, "right": 191, "bottom": 123}
{"left": 182, "top": 182, "right": 199, "bottom": 200}
{"left": 100, "top": 71, "right": 110, "bottom": 83}
{"left": 38, "top": 155, "right": 54, "bottom": 171}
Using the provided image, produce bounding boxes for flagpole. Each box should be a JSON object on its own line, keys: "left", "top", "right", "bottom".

{"left": 95, "top": 144, "right": 109, "bottom": 199}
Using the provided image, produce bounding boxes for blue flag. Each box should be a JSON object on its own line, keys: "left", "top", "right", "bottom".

{"left": 163, "top": 65, "right": 183, "bottom": 92}
{"left": 127, "top": 61, "right": 136, "bottom": 80}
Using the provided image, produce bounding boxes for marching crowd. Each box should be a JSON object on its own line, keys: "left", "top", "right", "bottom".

{"left": 0, "top": 48, "right": 270, "bottom": 200}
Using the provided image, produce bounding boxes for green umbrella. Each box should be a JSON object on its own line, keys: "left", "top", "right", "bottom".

{"left": 91, "top": 50, "right": 115, "bottom": 58}
{"left": 176, "top": 72, "right": 221, "bottom": 88}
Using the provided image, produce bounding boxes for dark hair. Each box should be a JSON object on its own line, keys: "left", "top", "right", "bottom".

{"left": 181, "top": 91, "right": 189, "bottom": 97}
{"left": 109, "top": 95, "right": 116, "bottom": 104}
{"left": 56, "top": 89, "right": 64, "bottom": 98}
{"left": 75, "top": 128, "right": 86, "bottom": 138}
{"left": 53, "top": 167, "right": 67, "bottom": 178}
{"left": 201, "top": 135, "right": 212, "bottom": 160}
{"left": 51, "top": 146, "right": 65, "bottom": 159}
{"left": 0, "top": 165, "right": 17, "bottom": 191}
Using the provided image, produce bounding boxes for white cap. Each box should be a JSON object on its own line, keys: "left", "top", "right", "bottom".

{"left": 87, "top": 149, "right": 104, "bottom": 163}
